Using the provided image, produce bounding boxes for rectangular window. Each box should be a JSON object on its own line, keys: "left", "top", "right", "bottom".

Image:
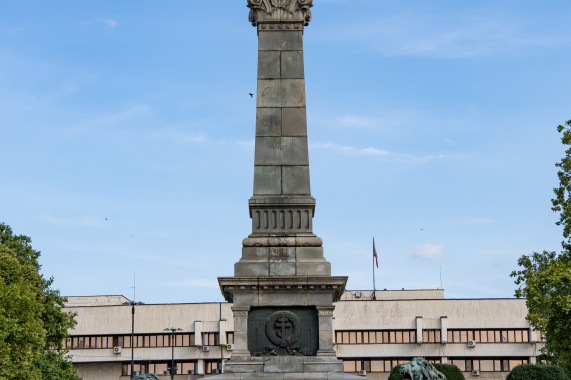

{"left": 343, "top": 360, "right": 356, "bottom": 373}
{"left": 495, "top": 330, "right": 501, "bottom": 343}
{"left": 451, "top": 359, "right": 466, "bottom": 371}
{"left": 508, "top": 330, "right": 515, "bottom": 342}
{"left": 395, "top": 331, "right": 403, "bottom": 343}
{"left": 362, "top": 331, "right": 369, "bottom": 344}
{"left": 349, "top": 331, "right": 357, "bottom": 344}
{"left": 155, "top": 363, "right": 167, "bottom": 375}
{"left": 460, "top": 330, "right": 467, "bottom": 343}
{"left": 342, "top": 332, "right": 349, "bottom": 344}
{"left": 515, "top": 330, "right": 523, "bottom": 342}
{"left": 480, "top": 360, "right": 494, "bottom": 372}
{"left": 371, "top": 360, "right": 384, "bottom": 372}
{"left": 480, "top": 331, "right": 488, "bottom": 343}
{"left": 453, "top": 330, "right": 460, "bottom": 343}
{"left": 356, "top": 332, "right": 362, "bottom": 344}
{"left": 487, "top": 330, "right": 494, "bottom": 343}
{"left": 403, "top": 331, "right": 410, "bottom": 344}
{"left": 389, "top": 331, "right": 396, "bottom": 343}
{"left": 382, "top": 331, "right": 389, "bottom": 343}
{"left": 369, "top": 331, "right": 376, "bottom": 343}
{"left": 336, "top": 332, "right": 343, "bottom": 343}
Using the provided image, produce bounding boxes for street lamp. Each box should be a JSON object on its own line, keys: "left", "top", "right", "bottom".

{"left": 123, "top": 300, "right": 144, "bottom": 378}
{"left": 164, "top": 327, "right": 182, "bottom": 380}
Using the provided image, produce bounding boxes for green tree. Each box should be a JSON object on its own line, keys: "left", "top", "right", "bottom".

{"left": 0, "top": 223, "right": 79, "bottom": 380}
{"left": 511, "top": 120, "right": 571, "bottom": 377}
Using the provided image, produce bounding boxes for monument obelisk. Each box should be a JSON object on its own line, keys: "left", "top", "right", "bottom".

{"left": 218, "top": 1, "right": 357, "bottom": 378}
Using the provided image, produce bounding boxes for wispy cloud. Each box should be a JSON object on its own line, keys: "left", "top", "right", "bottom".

{"left": 338, "top": 116, "right": 376, "bottom": 129}
{"left": 411, "top": 243, "right": 445, "bottom": 261}
{"left": 311, "top": 142, "right": 389, "bottom": 156}
{"left": 322, "top": 6, "right": 570, "bottom": 59}
{"left": 38, "top": 213, "right": 107, "bottom": 228}
{"left": 103, "top": 19, "right": 118, "bottom": 29}
{"left": 180, "top": 278, "right": 219, "bottom": 289}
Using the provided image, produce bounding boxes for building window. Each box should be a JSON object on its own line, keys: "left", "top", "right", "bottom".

{"left": 335, "top": 330, "right": 418, "bottom": 344}
{"left": 205, "top": 360, "right": 222, "bottom": 374}
{"left": 121, "top": 361, "right": 197, "bottom": 376}
{"left": 446, "top": 329, "right": 531, "bottom": 343}
{"left": 67, "top": 332, "right": 196, "bottom": 350}
{"left": 202, "top": 332, "right": 220, "bottom": 346}
{"left": 341, "top": 358, "right": 441, "bottom": 373}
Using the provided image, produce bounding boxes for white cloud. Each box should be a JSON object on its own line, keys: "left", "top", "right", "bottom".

{"left": 38, "top": 213, "right": 107, "bottom": 228}
{"left": 338, "top": 116, "right": 376, "bottom": 129}
{"left": 322, "top": 6, "right": 570, "bottom": 59}
{"left": 310, "top": 142, "right": 389, "bottom": 156}
{"left": 104, "top": 19, "right": 118, "bottom": 29}
{"left": 181, "top": 278, "right": 219, "bottom": 289}
{"left": 411, "top": 243, "right": 444, "bottom": 262}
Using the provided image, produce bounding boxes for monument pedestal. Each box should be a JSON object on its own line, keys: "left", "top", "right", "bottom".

{"left": 215, "top": 277, "right": 354, "bottom": 380}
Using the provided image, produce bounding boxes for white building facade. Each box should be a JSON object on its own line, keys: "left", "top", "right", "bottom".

{"left": 65, "top": 290, "right": 542, "bottom": 380}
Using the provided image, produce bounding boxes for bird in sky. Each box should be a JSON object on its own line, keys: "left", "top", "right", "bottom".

{"left": 249, "top": 93, "right": 254, "bottom": 98}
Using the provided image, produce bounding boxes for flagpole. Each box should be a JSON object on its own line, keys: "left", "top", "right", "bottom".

{"left": 372, "top": 238, "right": 376, "bottom": 300}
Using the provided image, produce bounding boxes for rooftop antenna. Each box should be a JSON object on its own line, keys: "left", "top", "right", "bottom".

{"left": 439, "top": 266, "right": 443, "bottom": 290}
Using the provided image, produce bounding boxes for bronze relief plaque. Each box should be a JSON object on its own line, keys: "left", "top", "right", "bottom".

{"left": 248, "top": 307, "right": 318, "bottom": 356}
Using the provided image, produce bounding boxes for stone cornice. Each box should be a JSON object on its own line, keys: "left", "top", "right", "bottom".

{"left": 218, "top": 276, "right": 348, "bottom": 303}
{"left": 247, "top": 0, "right": 313, "bottom": 27}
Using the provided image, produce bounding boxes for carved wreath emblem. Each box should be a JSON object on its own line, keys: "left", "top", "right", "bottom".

{"left": 265, "top": 311, "right": 302, "bottom": 348}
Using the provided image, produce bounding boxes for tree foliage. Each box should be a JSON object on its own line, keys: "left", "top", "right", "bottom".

{"left": 511, "top": 120, "right": 571, "bottom": 377}
{"left": 506, "top": 364, "right": 569, "bottom": 380}
{"left": 0, "top": 223, "right": 79, "bottom": 380}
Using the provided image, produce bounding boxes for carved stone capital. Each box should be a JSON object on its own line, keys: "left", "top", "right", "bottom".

{"left": 247, "top": 0, "right": 313, "bottom": 27}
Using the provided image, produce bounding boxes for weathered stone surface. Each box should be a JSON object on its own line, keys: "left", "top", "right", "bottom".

{"left": 264, "top": 357, "right": 303, "bottom": 373}
{"left": 235, "top": 262, "right": 269, "bottom": 277}
{"left": 258, "top": 50, "right": 280, "bottom": 79}
{"left": 254, "top": 137, "right": 308, "bottom": 166}
{"left": 296, "top": 261, "right": 331, "bottom": 276}
{"left": 257, "top": 79, "right": 306, "bottom": 108}
{"left": 269, "top": 262, "right": 296, "bottom": 276}
{"left": 282, "top": 166, "right": 310, "bottom": 195}
{"left": 282, "top": 108, "right": 307, "bottom": 136}
{"left": 295, "top": 246, "right": 324, "bottom": 260}
{"left": 281, "top": 51, "right": 304, "bottom": 79}
{"left": 269, "top": 247, "right": 296, "bottom": 262}
{"left": 256, "top": 108, "right": 282, "bottom": 136}
{"left": 253, "top": 166, "right": 281, "bottom": 195}
{"left": 258, "top": 31, "right": 303, "bottom": 51}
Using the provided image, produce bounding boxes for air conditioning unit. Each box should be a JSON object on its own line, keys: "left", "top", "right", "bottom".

{"left": 163, "top": 371, "right": 169, "bottom": 375}
{"left": 467, "top": 340, "right": 477, "bottom": 348}
{"left": 212, "top": 369, "right": 221, "bottom": 374}
{"left": 471, "top": 370, "right": 480, "bottom": 376}
{"left": 358, "top": 370, "right": 367, "bottom": 376}
{"left": 202, "top": 346, "right": 210, "bottom": 352}
{"left": 112, "top": 346, "right": 122, "bottom": 354}
{"left": 226, "top": 344, "right": 235, "bottom": 351}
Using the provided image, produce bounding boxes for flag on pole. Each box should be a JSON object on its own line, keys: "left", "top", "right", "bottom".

{"left": 373, "top": 238, "right": 379, "bottom": 268}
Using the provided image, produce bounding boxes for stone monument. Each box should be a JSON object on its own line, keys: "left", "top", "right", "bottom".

{"left": 217, "top": 1, "right": 360, "bottom": 379}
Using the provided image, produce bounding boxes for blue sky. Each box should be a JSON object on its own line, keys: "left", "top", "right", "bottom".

{"left": 1, "top": 0, "right": 570, "bottom": 304}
